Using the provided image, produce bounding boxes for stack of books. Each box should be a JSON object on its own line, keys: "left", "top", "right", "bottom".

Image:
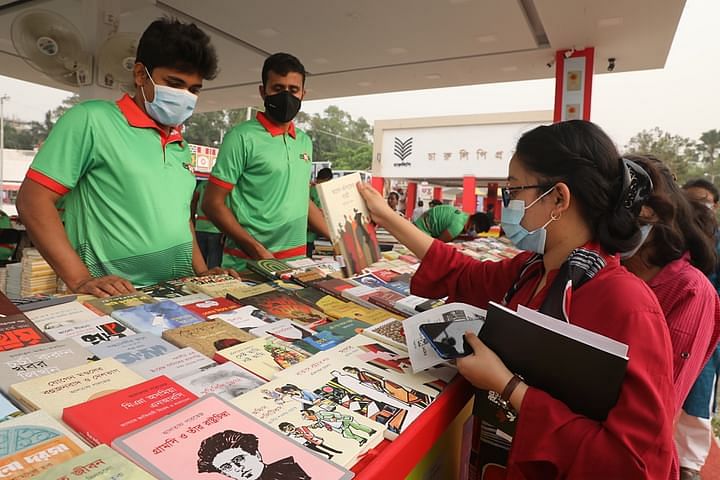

{"left": 20, "top": 249, "right": 58, "bottom": 296}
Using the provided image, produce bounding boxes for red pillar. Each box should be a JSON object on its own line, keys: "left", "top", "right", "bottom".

{"left": 486, "top": 182, "right": 499, "bottom": 221}
{"left": 462, "top": 176, "right": 476, "bottom": 214}
{"left": 553, "top": 47, "right": 594, "bottom": 122}
{"left": 370, "top": 176, "right": 384, "bottom": 195}
{"left": 433, "top": 187, "right": 443, "bottom": 200}
{"left": 405, "top": 182, "right": 417, "bottom": 219}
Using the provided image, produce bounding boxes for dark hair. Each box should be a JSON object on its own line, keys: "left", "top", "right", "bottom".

{"left": 468, "top": 212, "right": 491, "bottom": 233}
{"left": 262, "top": 53, "right": 306, "bottom": 87}
{"left": 197, "top": 430, "right": 259, "bottom": 473}
{"left": 388, "top": 192, "right": 400, "bottom": 201}
{"left": 278, "top": 422, "right": 295, "bottom": 432}
{"left": 418, "top": 200, "right": 424, "bottom": 207}
{"left": 429, "top": 199, "right": 443, "bottom": 207}
{"left": 278, "top": 384, "right": 300, "bottom": 394}
{"left": 628, "top": 155, "right": 718, "bottom": 274}
{"left": 515, "top": 120, "right": 645, "bottom": 254}
{"left": 683, "top": 178, "right": 720, "bottom": 203}
{"left": 316, "top": 168, "right": 333, "bottom": 181}
{"left": 136, "top": 17, "right": 218, "bottom": 80}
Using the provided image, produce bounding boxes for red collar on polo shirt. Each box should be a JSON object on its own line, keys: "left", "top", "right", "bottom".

{"left": 256, "top": 111, "right": 296, "bottom": 139}
{"left": 116, "top": 94, "right": 184, "bottom": 146}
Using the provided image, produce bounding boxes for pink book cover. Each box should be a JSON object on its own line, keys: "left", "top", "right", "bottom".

{"left": 112, "top": 394, "right": 354, "bottom": 480}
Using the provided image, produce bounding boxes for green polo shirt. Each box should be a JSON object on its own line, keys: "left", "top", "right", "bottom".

{"left": 27, "top": 94, "right": 196, "bottom": 286}
{"left": 414, "top": 205, "right": 469, "bottom": 240}
{"left": 210, "top": 112, "right": 313, "bottom": 270}
{"left": 194, "top": 181, "right": 220, "bottom": 234}
{"left": 307, "top": 184, "right": 321, "bottom": 244}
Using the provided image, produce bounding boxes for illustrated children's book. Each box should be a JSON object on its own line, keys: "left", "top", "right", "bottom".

{"left": 112, "top": 394, "right": 354, "bottom": 480}
{"left": 214, "top": 337, "right": 311, "bottom": 381}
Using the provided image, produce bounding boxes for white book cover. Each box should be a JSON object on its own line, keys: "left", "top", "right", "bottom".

{"left": 129, "top": 347, "right": 217, "bottom": 381}
{"left": 24, "top": 301, "right": 99, "bottom": 332}
{"left": 177, "top": 362, "right": 266, "bottom": 401}
{"left": 44, "top": 316, "right": 136, "bottom": 345}
{"left": 88, "top": 332, "right": 179, "bottom": 365}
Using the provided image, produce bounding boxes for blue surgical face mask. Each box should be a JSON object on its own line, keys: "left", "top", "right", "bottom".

{"left": 619, "top": 224, "right": 653, "bottom": 259}
{"left": 500, "top": 186, "right": 556, "bottom": 254}
{"left": 141, "top": 67, "right": 197, "bottom": 126}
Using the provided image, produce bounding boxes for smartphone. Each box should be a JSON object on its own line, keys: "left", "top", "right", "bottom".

{"left": 418, "top": 319, "right": 485, "bottom": 359}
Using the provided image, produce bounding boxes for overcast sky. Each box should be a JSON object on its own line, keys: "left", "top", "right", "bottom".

{"left": 0, "top": 0, "right": 717, "bottom": 148}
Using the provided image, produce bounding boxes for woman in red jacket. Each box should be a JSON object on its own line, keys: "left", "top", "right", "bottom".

{"left": 358, "top": 120, "right": 676, "bottom": 479}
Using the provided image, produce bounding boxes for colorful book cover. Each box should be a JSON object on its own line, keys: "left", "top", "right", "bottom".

{"left": 361, "top": 318, "right": 408, "bottom": 352}
{"left": 33, "top": 444, "right": 156, "bottom": 480}
{"left": 316, "top": 318, "right": 369, "bottom": 339}
{"left": 313, "top": 278, "right": 358, "bottom": 300}
{"left": 215, "top": 337, "right": 310, "bottom": 381}
{"left": 234, "top": 384, "right": 384, "bottom": 468}
{"left": 112, "top": 395, "right": 354, "bottom": 480}
{"left": 140, "top": 280, "right": 190, "bottom": 300}
{"left": 183, "top": 275, "right": 269, "bottom": 299}
{"left": 236, "top": 291, "right": 331, "bottom": 330}
{"left": 161, "top": 319, "right": 256, "bottom": 358}
{"left": 223, "top": 283, "right": 276, "bottom": 301}
{"left": 129, "top": 347, "right": 217, "bottom": 381}
{"left": 292, "top": 330, "right": 347, "bottom": 355}
{"left": 214, "top": 305, "right": 283, "bottom": 332}
{"left": 183, "top": 297, "right": 244, "bottom": 319}
{"left": 88, "top": 332, "right": 178, "bottom": 365}
{"left": 45, "top": 317, "right": 137, "bottom": 346}
{"left": 316, "top": 172, "right": 381, "bottom": 276}
{"left": 62, "top": 376, "right": 198, "bottom": 446}
{"left": 83, "top": 293, "right": 157, "bottom": 316}
{"left": 110, "top": 300, "right": 204, "bottom": 336}
{"left": 0, "top": 390, "right": 22, "bottom": 423}
{"left": 350, "top": 274, "right": 387, "bottom": 289}
{"left": 246, "top": 259, "right": 294, "bottom": 280}
{"left": 177, "top": 363, "right": 266, "bottom": 401}
{"left": 295, "top": 290, "right": 393, "bottom": 325}
{"left": 340, "top": 285, "right": 382, "bottom": 309}
{"left": 0, "top": 339, "right": 95, "bottom": 395}
{"left": 9, "top": 357, "right": 145, "bottom": 419}
{"left": 24, "top": 301, "right": 99, "bottom": 332}
{"left": 248, "top": 319, "right": 315, "bottom": 343}
{"left": 0, "top": 313, "right": 51, "bottom": 352}
{"left": 0, "top": 410, "right": 89, "bottom": 479}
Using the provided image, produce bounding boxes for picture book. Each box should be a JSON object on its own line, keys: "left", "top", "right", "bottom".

{"left": 161, "top": 319, "right": 256, "bottom": 358}
{"left": 62, "top": 376, "right": 198, "bottom": 446}
{"left": 0, "top": 410, "right": 89, "bottom": 480}
{"left": 140, "top": 280, "right": 190, "bottom": 300}
{"left": 215, "top": 337, "right": 310, "bottom": 381}
{"left": 33, "top": 444, "right": 156, "bottom": 480}
{"left": 298, "top": 289, "right": 394, "bottom": 325}
{"left": 313, "top": 278, "right": 358, "bottom": 300}
{"left": 0, "top": 390, "right": 22, "bottom": 422}
{"left": 213, "top": 305, "right": 283, "bottom": 332}
{"left": 177, "top": 363, "right": 266, "bottom": 401}
{"left": 235, "top": 290, "right": 331, "bottom": 330}
{"left": 292, "top": 330, "right": 347, "bottom": 355}
{"left": 0, "top": 313, "right": 51, "bottom": 352}
{"left": 0, "top": 339, "right": 94, "bottom": 395}
{"left": 349, "top": 274, "right": 387, "bottom": 289}
{"left": 110, "top": 300, "right": 205, "bottom": 336}
{"left": 182, "top": 297, "right": 244, "bottom": 319}
{"left": 234, "top": 384, "right": 384, "bottom": 467}
{"left": 246, "top": 259, "right": 294, "bottom": 280}
{"left": 88, "top": 332, "right": 178, "bottom": 365}
{"left": 248, "top": 319, "right": 315, "bottom": 343}
{"left": 361, "top": 318, "right": 408, "bottom": 352}
{"left": 9, "top": 357, "right": 145, "bottom": 419}
{"left": 24, "top": 301, "right": 99, "bottom": 332}
{"left": 129, "top": 347, "right": 217, "bottom": 381}
{"left": 112, "top": 394, "right": 354, "bottom": 480}
{"left": 45, "top": 317, "right": 137, "bottom": 346}
{"left": 315, "top": 318, "right": 369, "bottom": 342}
{"left": 316, "top": 172, "right": 381, "bottom": 275}
{"left": 83, "top": 293, "right": 157, "bottom": 316}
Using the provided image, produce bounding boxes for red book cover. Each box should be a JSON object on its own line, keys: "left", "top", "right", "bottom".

{"left": 367, "top": 290, "right": 409, "bottom": 318}
{"left": 0, "top": 313, "right": 51, "bottom": 351}
{"left": 62, "top": 375, "right": 198, "bottom": 446}
{"left": 181, "top": 297, "right": 241, "bottom": 318}
{"left": 313, "top": 278, "right": 357, "bottom": 299}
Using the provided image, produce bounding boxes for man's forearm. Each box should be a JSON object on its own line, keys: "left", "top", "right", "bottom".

{"left": 205, "top": 202, "right": 268, "bottom": 257}
{"left": 308, "top": 202, "right": 330, "bottom": 239}
{"left": 189, "top": 221, "right": 208, "bottom": 274}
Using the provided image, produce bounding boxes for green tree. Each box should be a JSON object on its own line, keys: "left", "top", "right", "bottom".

{"left": 625, "top": 127, "right": 699, "bottom": 183}
{"left": 699, "top": 129, "right": 720, "bottom": 167}
{"left": 183, "top": 107, "right": 254, "bottom": 146}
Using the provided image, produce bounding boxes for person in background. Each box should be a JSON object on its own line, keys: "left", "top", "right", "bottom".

{"left": 16, "top": 18, "right": 232, "bottom": 297}
{"left": 307, "top": 167, "right": 333, "bottom": 256}
{"left": 191, "top": 180, "right": 223, "bottom": 269}
{"left": 357, "top": 120, "right": 676, "bottom": 478}
{"left": 428, "top": 199, "right": 443, "bottom": 208}
{"left": 413, "top": 204, "right": 489, "bottom": 241}
{"left": 621, "top": 156, "right": 720, "bottom": 415}
{"left": 203, "top": 53, "right": 330, "bottom": 270}
{"left": 675, "top": 178, "right": 720, "bottom": 480}
{"left": 411, "top": 200, "right": 426, "bottom": 222}
{"left": 387, "top": 191, "right": 400, "bottom": 213}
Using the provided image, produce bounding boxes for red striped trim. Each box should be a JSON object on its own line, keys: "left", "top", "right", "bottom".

{"left": 26, "top": 169, "right": 70, "bottom": 195}
{"left": 224, "top": 244, "right": 306, "bottom": 260}
{"left": 257, "top": 111, "right": 296, "bottom": 139}
{"left": 0, "top": 243, "right": 15, "bottom": 249}
{"left": 116, "top": 94, "right": 183, "bottom": 146}
{"left": 208, "top": 175, "right": 234, "bottom": 191}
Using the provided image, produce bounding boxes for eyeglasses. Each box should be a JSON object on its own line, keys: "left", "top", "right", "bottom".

{"left": 501, "top": 185, "right": 552, "bottom": 207}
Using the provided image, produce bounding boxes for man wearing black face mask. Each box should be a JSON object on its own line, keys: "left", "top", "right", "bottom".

{"left": 204, "top": 53, "right": 330, "bottom": 270}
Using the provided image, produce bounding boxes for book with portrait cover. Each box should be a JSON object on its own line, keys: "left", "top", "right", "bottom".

{"left": 111, "top": 394, "right": 354, "bottom": 480}
{"left": 24, "top": 300, "right": 99, "bottom": 332}
{"left": 83, "top": 292, "right": 157, "bottom": 316}
{"left": 62, "top": 376, "right": 198, "bottom": 446}
{"left": 161, "top": 319, "right": 256, "bottom": 358}
{"left": 233, "top": 383, "right": 384, "bottom": 468}
{"left": 214, "top": 337, "right": 311, "bottom": 381}
{"left": 176, "top": 363, "right": 266, "bottom": 401}
{"left": 88, "top": 331, "right": 178, "bottom": 365}
{"left": 0, "top": 313, "right": 51, "bottom": 352}
{"left": 33, "top": 444, "right": 156, "bottom": 480}
{"left": 316, "top": 172, "right": 381, "bottom": 276}
{"left": 231, "top": 290, "right": 331, "bottom": 330}
{"left": 0, "top": 339, "right": 94, "bottom": 396}
{"left": 0, "top": 410, "right": 89, "bottom": 480}
{"left": 110, "top": 300, "right": 204, "bottom": 337}
{"left": 8, "top": 357, "right": 145, "bottom": 419}
{"left": 129, "top": 347, "right": 217, "bottom": 381}
{"left": 212, "top": 305, "right": 283, "bottom": 332}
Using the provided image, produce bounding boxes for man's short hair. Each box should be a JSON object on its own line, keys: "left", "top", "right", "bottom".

{"left": 417, "top": 200, "right": 424, "bottom": 207}
{"left": 387, "top": 192, "right": 400, "bottom": 201}
{"left": 197, "top": 430, "right": 259, "bottom": 473}
{"left": 316, "top": 168, "right": 333, "bottom": 182}
{"left": 136, "top": 17, "right": 218, "bottom": 80}
{"left": 262, "top": 53, "right": 306, "bottom": 87}
{"left": 429, "top": 199, "right": 443, "bottom": 207}
{"left": 683, "top": 178, "right": 720, "bottom": 203}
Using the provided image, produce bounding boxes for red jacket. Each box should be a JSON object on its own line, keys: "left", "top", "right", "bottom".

{"left": 411, "top": 240, "right": 677, "bottom": 479}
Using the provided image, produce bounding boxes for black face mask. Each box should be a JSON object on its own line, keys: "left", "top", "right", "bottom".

{"left": 263, "top": 91, "right": 301, "bottom": 123}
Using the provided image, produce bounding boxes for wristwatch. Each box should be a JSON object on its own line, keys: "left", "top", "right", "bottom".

{"left": 498, "top": 374, "right": 524, "bottom": 410}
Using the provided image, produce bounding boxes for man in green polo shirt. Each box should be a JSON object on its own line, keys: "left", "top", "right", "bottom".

{"left": 203, "top": 53, "right": 330, "bottom": 270}
{"left": 191, "top": 180, "right": 223, "bottom": 268}
{"left": 16, "top": 18, "right": 231, "bottom": 297}
{"left": 413, "top": 205, "right": 489, "bottom": 242}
